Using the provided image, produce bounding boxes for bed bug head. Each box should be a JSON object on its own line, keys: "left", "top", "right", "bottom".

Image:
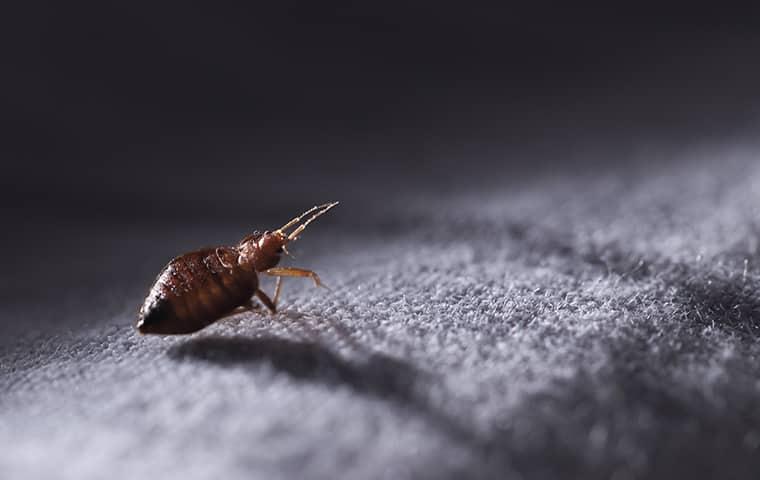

{"left": 237, "top": 202, "right": 338, "bottom": 271}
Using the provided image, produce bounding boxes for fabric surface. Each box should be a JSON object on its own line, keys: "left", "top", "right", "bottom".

{"left": 3, "top": 148, "right": 760, "bottom": 479}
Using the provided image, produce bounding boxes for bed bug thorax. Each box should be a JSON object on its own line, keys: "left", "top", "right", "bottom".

{"left": 136, "top": 202, "right": 338, "bottom": 335}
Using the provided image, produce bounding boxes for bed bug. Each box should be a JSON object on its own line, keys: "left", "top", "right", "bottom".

{"left": 136, "top": 202, "right": 338, "bottom": 335}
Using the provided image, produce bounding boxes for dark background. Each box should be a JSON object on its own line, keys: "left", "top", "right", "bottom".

{"left": 5, "top": 3, "right": 760, "bottom": 223}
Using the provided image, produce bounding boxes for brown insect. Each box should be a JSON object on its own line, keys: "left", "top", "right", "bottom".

{"left": 136, "top": 202, "right": 338, "bottom": 335}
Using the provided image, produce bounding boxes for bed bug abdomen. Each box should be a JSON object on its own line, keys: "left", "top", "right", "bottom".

{"left": 137, "top": 248, "right": 257, "bottom": 334}
{"left": 138, "top": 297, "right": 184, "bottom": 335}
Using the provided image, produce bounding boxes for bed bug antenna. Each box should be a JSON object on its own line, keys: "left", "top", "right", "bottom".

{"left": 284, "top": 201, "right": 339, "bottom": 241}
{"left": 276, "top": 204, "right": 328, "bottom": 233}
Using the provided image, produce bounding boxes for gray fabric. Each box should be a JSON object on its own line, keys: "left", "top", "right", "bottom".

{"left": 3, "top": 151, "right": 760, "bottom": 479}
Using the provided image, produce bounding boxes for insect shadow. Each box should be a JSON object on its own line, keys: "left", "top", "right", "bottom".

{"left": 167, "top": 334, "right": 423, "bottom": 403}
{"left": 165, "top": 328, "right": 501, "bottom": 471}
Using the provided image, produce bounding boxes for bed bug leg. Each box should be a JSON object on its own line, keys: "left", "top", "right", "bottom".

{"left": 264, "top": 267, "right": 327, "bottom": 289}
{"left": 273, "top": 276, "right": 283, "bottom": 306}
{"left": 252, "top": 278, "right": 282, "bottom": 315}
{"left": 255, "top": 288, "right": 278, "bottom": 313}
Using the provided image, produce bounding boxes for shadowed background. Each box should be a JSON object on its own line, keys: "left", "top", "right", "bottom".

{"left": 5, "top": 3, "right": 760, "bottom": 220}
{"left": 3, "top": 3, "right": 760, "bottom": 479}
